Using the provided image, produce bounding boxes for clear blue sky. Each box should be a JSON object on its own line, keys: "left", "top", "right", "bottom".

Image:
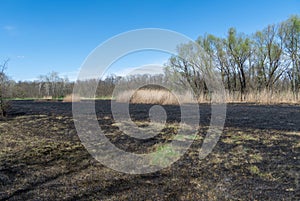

{"left": 1, "top": 0, "right": 299, "bottom": 81}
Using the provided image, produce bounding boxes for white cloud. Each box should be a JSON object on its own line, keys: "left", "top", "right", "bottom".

{"left": 3, "top": 25, "right": 15, "bottom": 31}
{"left": 16, "top": 55, "right": 25, "bottom": 59}
{"left": 114, "top": 64, "right": 165, "bottom": 77}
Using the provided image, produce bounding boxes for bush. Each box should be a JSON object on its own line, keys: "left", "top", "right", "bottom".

{"left": 0, "top": 99, "right": 10, "bottom": 118}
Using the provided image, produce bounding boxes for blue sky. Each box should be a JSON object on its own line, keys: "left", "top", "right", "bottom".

{"left": 1, "top": 0, "right": 299, "bottom": 81}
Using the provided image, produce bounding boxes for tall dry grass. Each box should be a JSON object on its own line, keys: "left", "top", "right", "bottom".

{"left": 62, "top": 94, "right": 81, "bottom": 102}
{"left": 225, "top": 90, "right": 298, "bottom": 104}
{"left": 116, "top": 89, "right": 299, "bottom": 105}
{"left": 116, "top": 89, "right": 197, "bottom": 105}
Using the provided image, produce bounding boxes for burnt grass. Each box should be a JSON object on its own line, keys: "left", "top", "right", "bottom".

{"left": 0, "top": 100, "right": 299, "bottom": 200}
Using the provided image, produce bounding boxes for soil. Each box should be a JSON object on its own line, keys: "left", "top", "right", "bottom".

{"left": 0, "top": 100, "right": 299, "bottom": 200}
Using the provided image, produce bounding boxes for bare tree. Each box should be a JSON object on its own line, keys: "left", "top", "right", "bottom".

{"left": 253, "top": 25, "right": 289, "bottom": 93}
{"left": 279, "top": 15, "right": 300, "bottom": 100}
{"left": 226, "top": 28, "right": 252, "bottom": 100}
{"left": 0, "top": 59, "right": 10, "bottom": 118}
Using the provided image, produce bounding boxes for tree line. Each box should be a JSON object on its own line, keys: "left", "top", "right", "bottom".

{"left": 165, "top": 15, "right": 300, "bottom": 101}
{"left": 0, "top": 72, "right": 120, "bottom": 99}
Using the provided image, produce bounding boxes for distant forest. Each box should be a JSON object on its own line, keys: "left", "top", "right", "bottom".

{"left": 1, "top": 16, "right": 300, "bottom": 102}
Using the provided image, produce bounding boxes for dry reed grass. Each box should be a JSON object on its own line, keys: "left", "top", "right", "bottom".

{"left": 225, "top": 90, "right": 298, "bottom": 104}
{"left": 116, "top": 89, "right": 299, "bottom": 105}
{"left": 42, "top": 96, "right": 52, "bottom": 100}
{"left": 62, "top": 94, "right": 81, "bottom": 102}
{"left": 116, "top": 89, "right": 197, "bottom": 105}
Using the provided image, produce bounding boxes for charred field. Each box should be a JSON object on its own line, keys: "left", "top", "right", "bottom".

{"left": 0, "top": 100, "right": 299, "bottom": 200}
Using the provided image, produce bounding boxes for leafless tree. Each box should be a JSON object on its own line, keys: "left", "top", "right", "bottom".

{"left": 0, "top": 59, "right": 10, "bottom": 118}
